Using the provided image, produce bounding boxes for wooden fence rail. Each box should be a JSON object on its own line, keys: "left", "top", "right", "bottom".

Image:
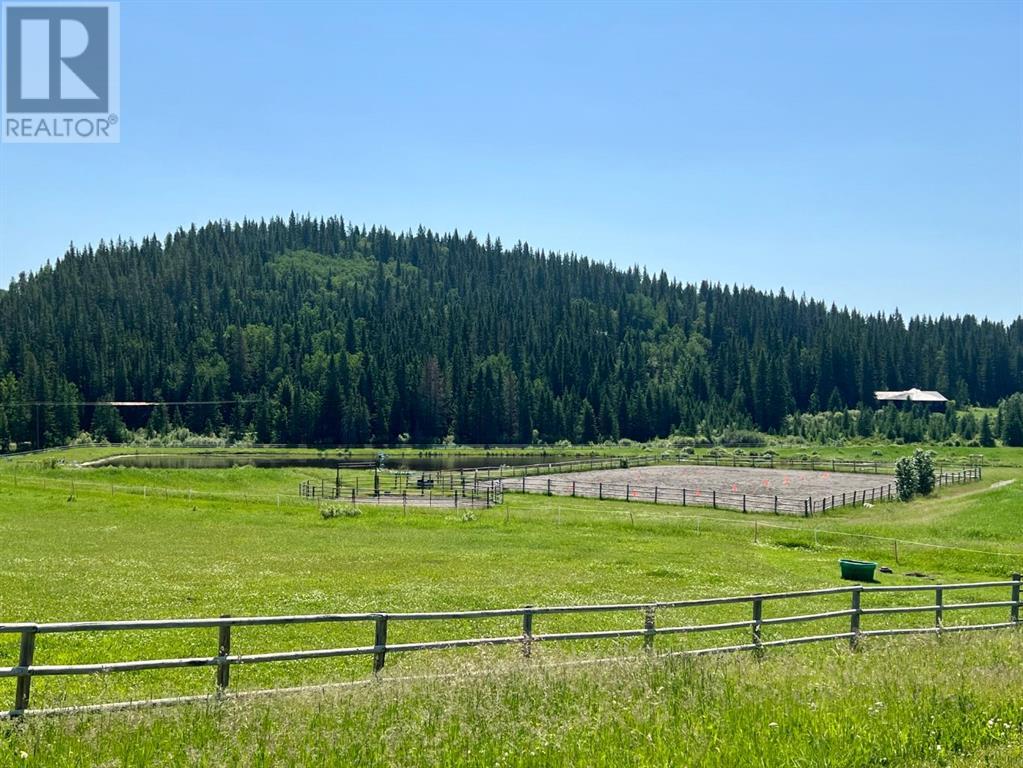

{"left": 292, "top": 459, "right": 979, "bottom": 516}
{"left": 504, "top": 475, "right": 894, "bottom": 515}
{"left": 297, "top": 480, "right": 501, "bottom": 509}
{"left": 673, "top": 456, "right": 983, "bottom": 475}
{"left": 493, "top": 466, "right": 981, "bottom": 516}
{"left": 2, "top": 575, "right": 1019, "bottom": 718}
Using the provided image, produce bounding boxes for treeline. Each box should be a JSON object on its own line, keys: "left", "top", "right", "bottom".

{"left": 784, "top": 403, "right": 1010, "bottom": 447}
{"left": 0, "top": 215, "right": 1021, "bottom": 448}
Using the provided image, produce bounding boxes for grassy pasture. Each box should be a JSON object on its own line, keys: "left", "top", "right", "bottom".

{"left": 0, "top": 445, "right": 1021, "bottom": 765}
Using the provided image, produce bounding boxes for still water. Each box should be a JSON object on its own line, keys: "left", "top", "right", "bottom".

{"left": 84, "top": 453, "right": 568, "bottom": 472}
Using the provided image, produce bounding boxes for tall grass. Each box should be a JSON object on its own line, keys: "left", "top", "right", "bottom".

{"left": 2, "top": 633, "right": 1021, "bottom": 767}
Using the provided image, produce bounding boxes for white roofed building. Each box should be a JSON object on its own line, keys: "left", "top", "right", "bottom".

{"left": 874, "top": 388, "right": 948, "bottom": 411}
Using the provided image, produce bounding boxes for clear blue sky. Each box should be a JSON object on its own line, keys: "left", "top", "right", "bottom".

{"left": 1, "top": 0, "right": 1020, "bottom": 321}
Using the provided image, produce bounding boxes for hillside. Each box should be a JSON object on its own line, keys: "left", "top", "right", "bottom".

{"left": 1, "top": 215, "right": 1021, "bottom": 446}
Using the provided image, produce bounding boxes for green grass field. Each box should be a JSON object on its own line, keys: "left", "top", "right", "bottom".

{"left": 1, "top": 445, "right": 1021, "bottom": 765}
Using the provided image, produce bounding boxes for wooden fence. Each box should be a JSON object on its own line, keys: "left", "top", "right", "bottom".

{"left": 458, "top": 455, "right": 984, "bottom": 484}
{"left": 432, "top": 455, "right": 662, "bottom": 485}
{"left": 297, "top": 462, "right": 981, "bottom": 517}
{"left": 298, "top": 478, "right": 502, "bottom": 509}
{"left": 491, "top": 465, "right": 981, "bottom": 516}
{"left": 2, "top": 575, "right": 1019, "bottom": 718}
{"left": 677, "top": 455, "right": 984, "bottom": 474}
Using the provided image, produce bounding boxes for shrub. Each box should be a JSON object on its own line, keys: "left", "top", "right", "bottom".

{"left": 895, "top": 457, "right": 916, "bottom": 502}
{"left": 719, "top": 429, "right": 765, "bottom": 448}
{"left": 321, "top": 504, "right": 361, "bottom": 519}
{"left": 913, "top": 449, "right": 936, "bottom": 495}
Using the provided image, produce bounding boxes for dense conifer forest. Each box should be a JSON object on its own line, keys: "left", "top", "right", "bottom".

{"left": 1, "top": 215, "right": 1020, "bottom": 448}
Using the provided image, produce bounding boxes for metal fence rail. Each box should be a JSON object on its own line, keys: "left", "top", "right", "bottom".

{"left": 2, "top": 574, "right": 1019, "bottom": 718}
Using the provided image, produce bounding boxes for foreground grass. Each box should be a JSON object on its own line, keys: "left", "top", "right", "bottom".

{"left": 0, "top": 450, "right": 1021, "bottom": 709}
{"left": 0, "top": 445, "right": 1021, "bottom": 765}
{"left": 2, "top": 633, "right": 1021, "bottom": 767}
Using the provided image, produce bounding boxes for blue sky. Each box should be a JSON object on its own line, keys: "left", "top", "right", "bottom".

{"left": 1, "top": 0, "right": 1020, "bottom": 321}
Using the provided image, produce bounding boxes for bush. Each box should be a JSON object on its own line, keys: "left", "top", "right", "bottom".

{"left": 719, "top": 429, "right": 765, "bottom": 448}
{"left": 894, "top": 449, "right": 937, "bottom": 502}
{"left": 320, "top": 504, "right": 361, "bottom": 519}
{"left": 913, "top": 449, "right": 936, "bottom": 495}
{"left": 895, "top": 457, "right": 916, "bottom": 502}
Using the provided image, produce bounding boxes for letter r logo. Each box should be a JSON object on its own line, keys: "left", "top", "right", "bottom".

{"left": 5, "top": 4, "right": 110, "bottom": 113}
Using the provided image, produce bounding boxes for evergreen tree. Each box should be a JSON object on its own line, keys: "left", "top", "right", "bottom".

{"left": 0, "top": 214, "right": 1018, "bottom": 447}
{"left": 91, "top": 401, "right": 127, "bottom": 442}
{"left": 979, "top": 414, "right": 996, "bottom": 447}
{"left": 576, "top": 399, "right": 599, "bottom": 444}
{"left": 1000, "top": 393, "right": 1023, "bottom": 447}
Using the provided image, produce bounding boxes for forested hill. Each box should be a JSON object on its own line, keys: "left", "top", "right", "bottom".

{"left": 1, "top": 215, "right": 1021, "bottom": 447}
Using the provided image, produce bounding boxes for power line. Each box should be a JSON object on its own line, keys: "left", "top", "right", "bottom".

{"left": 2, "top": 400, "right": 258, "bottom": 407}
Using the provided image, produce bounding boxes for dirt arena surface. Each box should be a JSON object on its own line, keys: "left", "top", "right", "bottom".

{"left": 509, "top": 464, "right": 893, "bottom": 514}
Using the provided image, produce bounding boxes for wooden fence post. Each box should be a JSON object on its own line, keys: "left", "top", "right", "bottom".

{"left": 849, "top": 588, "right": 861, "bottom": 650}
{"left": 522, "top": 607, "right": 534, "bottom": 658}
{"left": 1011, "top": 573, "right": 1020, "bottom": 625}
{"left": 14, "top": 627, "right": 36, "bottom": 713}
{"left": 712, "top": 490, "right": 717, "bottom": 509}
{"left": 752, "top": 598, "right": 763, "bottom": 655}
{"left": 934, "top": 587, "right": 943, "bottom": 635}
{"left": 373, "top": 615, "right": 388, "bottom": 674}
{"left": 216, "top": 616, "right": 231, "bottom": 692}
{"left": 643, "top": 606, "right": 656, "bottom": 653}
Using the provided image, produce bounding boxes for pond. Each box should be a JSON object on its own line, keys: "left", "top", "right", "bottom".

{"left": 81, "top": 453, "right": 571, "bottom": 472}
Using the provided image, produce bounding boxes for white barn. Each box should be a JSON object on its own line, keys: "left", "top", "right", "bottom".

{"left": 874, "top": 388, "right": 948, "bottom": 411}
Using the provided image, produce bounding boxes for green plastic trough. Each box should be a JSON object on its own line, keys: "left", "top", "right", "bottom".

{"left": 839, "top": 559, "right": 877, "bottom": 582}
